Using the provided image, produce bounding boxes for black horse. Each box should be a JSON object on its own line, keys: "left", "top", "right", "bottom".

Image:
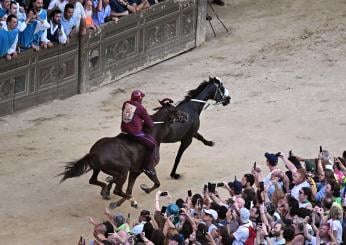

{"left": 58, "top": 99, "right": 187, "bottom": 208}
{"left": 160, "top": 76, "right": 231, "bottom": 179}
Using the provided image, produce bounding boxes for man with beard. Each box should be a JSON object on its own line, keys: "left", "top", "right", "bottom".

{"left": 241, "top": 173, "right": 256, "bottom": 209}
{"left": 269, "top": 222, "right": 286, "bottom": 245}
{"left": 47, "top": 9, "right": 66, "bottom": 44}
{"left": 31, "top": 0, "right": 52, "bottom": 49}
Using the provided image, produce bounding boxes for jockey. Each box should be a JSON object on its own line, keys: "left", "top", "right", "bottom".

{"left": 121, "top": 90, "right": 156, "bottom": 176}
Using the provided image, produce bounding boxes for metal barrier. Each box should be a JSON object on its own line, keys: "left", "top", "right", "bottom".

{"left": 0, "top": 0, "right": 206, "bottom": 116}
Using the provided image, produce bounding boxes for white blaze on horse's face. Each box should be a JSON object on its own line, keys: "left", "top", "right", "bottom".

{"left": 224, "top": 88, "right": 229, "bottom": 97}
{"left": 215, "top": 76, "right": 222, "bottom": 83}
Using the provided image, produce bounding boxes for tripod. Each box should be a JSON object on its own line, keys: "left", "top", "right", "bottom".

{"left": 207, "top": 1, "right": 230, "bottom": 37}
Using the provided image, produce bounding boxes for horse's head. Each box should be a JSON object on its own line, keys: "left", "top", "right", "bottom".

{"left": 208, "top": 76, "right": 231, "bottom": 106}
{"left": 154, "top": 98, "right": 188, "bottom": 123}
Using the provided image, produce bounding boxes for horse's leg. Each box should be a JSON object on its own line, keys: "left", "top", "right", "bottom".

{"left": 170, "top": 137, "right": 193, "bottom": 179}
{"left": 140, "top": 170, "right": 160, "bottom": 194}
{"left": 112, "top": 172, "right": 128, "bottom": 198}
{"left": 89, "top": 169, "right": 109, "bottom": 199}
{"left": 125, "top": 171, "right": 141, "bottom": 209}
{"left": 109, "top": 172, "right": 129, "bottom": 209}
{"left": 194, "top": 132, "right": 215, "bottom": 146}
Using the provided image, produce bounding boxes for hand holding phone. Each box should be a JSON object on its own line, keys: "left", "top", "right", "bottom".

{"left": 160, "top": 206, "right": 167, "bottom": 214}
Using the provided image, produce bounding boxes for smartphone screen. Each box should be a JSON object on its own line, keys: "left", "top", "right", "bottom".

{"left": 160, "top": 206, "right": 167, "bottom": 214}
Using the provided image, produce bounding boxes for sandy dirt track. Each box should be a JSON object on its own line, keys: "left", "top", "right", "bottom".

{"left": 1, "top": 0, "right": 346, "bottom": 243}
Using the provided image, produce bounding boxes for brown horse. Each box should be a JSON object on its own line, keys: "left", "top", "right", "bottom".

{"left": 58, "top": 99, "right": 187, "bottom": 208}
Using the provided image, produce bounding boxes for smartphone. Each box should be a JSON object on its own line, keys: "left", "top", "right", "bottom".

{"left": 259, "top": 181, "right": 264, "bottom": 192}
{"left": 253, "top": 161, "right": 256, "bottom": 169}
{"left": 160, "top": 191, "right": 168, "bottom": 196}
{"left": 289, "top": 150, "right": 292, "bottom": 158}
{"left": 207, "top": 182, "right": 212, "bottom": 192}
{"left": 160, "top": 206, "right": 167, "bottom": 214}
{"left": 127, "top": 213, "right": 130, "bottom": 223}
{"left": 187, "top": 190, "right": 192, "bottom": 197}
{"left": 203, "top": 184, "right": 207, "bottom": 192}
{"left": 320, "top": 146, "right": 323, "bottom": 153}
{"left": 211, "top": 183, "right": 216, "bottom": 193}
{"left": 217, "top": 182, "right": 224, "bottom": 187}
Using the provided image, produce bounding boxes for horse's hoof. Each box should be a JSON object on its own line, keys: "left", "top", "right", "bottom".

{"left": 170, "top": 173, "right": 181, "bottom": 179}
{"left": 109, "top": 202, "right": 117, "bottom": 209}
{"left": 100, "top": 189, "right": 109, "bottom": 199}
{"left": 140, "top": 184, "right": 150, "bottom": 194}
{"left": 207, "top": 141, "right": 215, "bottom": 146}
{"left": 105, "top": 176, "right": 114, "bottom": 182}
{"left": 131, "top": 200, "right": 138, "bottom": 209}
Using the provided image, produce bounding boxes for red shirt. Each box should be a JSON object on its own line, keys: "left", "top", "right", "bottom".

{"left": 121, "top": 101, "right": 154, "bottom": 135}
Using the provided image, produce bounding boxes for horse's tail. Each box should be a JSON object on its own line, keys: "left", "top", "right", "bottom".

{"left": 58, "top": 153, "right": 95, "bottom": 183}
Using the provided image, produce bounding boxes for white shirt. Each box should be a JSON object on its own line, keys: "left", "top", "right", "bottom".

{"left": 48, "top": 0, "right": 67, "bottom": 12}
{"left": 232, "top": 222, "right": 252, "bottom": 245}
{"left": 328, "top": 219, "right": 343, "bottom": 244}
{"left": 291, "top": 181, "right": 310, "bottom": 200}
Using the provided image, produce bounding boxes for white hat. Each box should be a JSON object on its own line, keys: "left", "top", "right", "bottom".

{"left": 240, "top": 208, "right": 250, "bottom": 223}
{"left": 204, "top": 209, "right": 218, "bottom": 220}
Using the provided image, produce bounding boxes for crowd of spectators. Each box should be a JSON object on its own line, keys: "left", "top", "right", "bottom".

{"left": 0, "top": 0, "right": 163, "bottom": 60}
{"left": 79, "top": 148, "right": 346, "bottom": 244}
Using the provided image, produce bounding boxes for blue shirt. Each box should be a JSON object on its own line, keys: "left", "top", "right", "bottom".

{"left": 18, "top": 21, "right": 38, "bottom": 48}
{"left": 61, "top": 15, "right": 77, "bottom": 36}
{"left": 92, "top": 0, "right": 111, "bottom": 26}
{"left": 33, "top": 9, "right": 47, "bottom": 45}
{"left": 0, "top": 7, "right": 8, "bottom": 18}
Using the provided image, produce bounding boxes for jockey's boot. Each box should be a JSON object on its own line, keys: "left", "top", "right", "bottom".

{"left": 213, "top": 0, "right": 225, "bottom": 6}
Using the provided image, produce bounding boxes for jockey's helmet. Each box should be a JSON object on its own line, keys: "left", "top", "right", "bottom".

{"left": 131, "top": 90, "right": 145, "bottom": 102}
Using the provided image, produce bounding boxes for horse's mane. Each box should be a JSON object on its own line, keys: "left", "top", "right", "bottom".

{"left": 182, "top": 80, "right": 209, "bottom": 101}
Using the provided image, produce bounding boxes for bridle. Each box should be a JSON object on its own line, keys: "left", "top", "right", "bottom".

{"left": 190, "top": 82, "right": 229, "bottom": 109}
